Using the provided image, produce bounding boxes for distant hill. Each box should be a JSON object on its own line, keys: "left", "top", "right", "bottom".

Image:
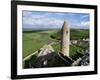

{"left": 23, "top": 27, "right": 61, "bottom": 31}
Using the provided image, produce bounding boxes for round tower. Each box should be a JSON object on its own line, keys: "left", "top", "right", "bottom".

{"left": 61, "top": 21, "right": 70, "bottom": 57}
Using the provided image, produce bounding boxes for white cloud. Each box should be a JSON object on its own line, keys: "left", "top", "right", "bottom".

{"left": 23, "top": 12, "right": 64, "bottom": 29}
{"left": 23, "top": 11, "right": 33, "bottom": 17}
{"left": 80, "top": 21, "right": 90, "bottom": 26}
{"left": 23, "top": 11, "right": 90, "bottom": 29}
{"left": 81, "top": 15, "right": 89, "bottom": 19}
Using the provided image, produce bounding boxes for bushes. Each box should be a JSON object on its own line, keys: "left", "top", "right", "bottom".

{"left": 50, "top": 30, "right": 61, "bottom": 40}
{"left": 50, "top": 35, "right": 56, "bottom": 39}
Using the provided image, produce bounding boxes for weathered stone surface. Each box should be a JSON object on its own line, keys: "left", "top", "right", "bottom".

{"left": 71, "top": 58, "right": 82, "bottom": 66}
{"left": 80, "top": 52, "right": 89, "bottom": 66}
{"left": 33, "top": 45, "right": 55, "bottom": 68}
{"left": 61, "top": 21, "right": 70, "bottom": 57}
{"left": 71, "top": 51, "right": 89, "bottom": 66}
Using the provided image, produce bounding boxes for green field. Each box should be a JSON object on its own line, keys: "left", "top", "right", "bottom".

{"left": 70, "top": 29, "right": 89, "bottom": 40}
{"left": 23, "top": 30, "right": 60, "bottom": 58}
{"left": 23, "top": 29, "right": 89, "bottom": 60}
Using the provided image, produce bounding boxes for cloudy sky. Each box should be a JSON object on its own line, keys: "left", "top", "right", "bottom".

{"left": 22, "top": 11, "right": 90, "bottom": 30}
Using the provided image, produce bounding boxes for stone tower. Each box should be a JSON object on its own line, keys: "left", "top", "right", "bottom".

{"left": 61, "top": 21, "right": 70, "bottom": 57}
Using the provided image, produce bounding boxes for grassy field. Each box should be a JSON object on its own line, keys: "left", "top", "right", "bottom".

{"left": 70, "top": 29, "right": 89, "bottom": 40}
{"left": 23, "top": 29, "right": 89, "bottom": 60}
{"left": 23, "top": 30, "right": 60, "bottom": 58}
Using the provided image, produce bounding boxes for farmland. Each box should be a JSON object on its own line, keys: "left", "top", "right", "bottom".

{"left": 23, "top": 29, "right": 60, "bottom": 58}
{"left": 23, "top": 29, "right": 89, "bottom": 60}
